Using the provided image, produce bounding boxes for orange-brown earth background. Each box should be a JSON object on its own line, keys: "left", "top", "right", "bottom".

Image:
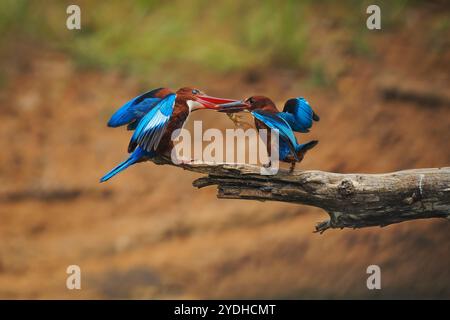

{"left": 0, "top": 1, "right": 449, "bottom": 298}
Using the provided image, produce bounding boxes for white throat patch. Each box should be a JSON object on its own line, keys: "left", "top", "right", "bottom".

{"left": 186, "top": 100, "right": 203, "bottom": 112}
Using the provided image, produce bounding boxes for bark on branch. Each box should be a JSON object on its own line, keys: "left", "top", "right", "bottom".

{"left": 152, "top": 156, "right": 450, "bottom": 232}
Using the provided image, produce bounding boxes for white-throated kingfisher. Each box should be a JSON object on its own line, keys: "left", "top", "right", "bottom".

{"left": 100, "top": 87, "right": 238, "bottom": 182}
{"left": 217, "top": 96, "right": 320, "bottom": 171}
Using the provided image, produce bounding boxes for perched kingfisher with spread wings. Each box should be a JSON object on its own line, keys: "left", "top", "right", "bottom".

{"left": 217, "top": 96, "right": 320, "bottom": 171}
{"left": 100, "top": 87, "right": 238, "bottom": 182}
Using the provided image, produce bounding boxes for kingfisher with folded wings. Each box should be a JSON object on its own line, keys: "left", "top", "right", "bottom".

{"left": 100, "top": 87, "right": 238, "bottom": 182}
{"left": 216, "top": 95, "right": 320, "bottom": 171}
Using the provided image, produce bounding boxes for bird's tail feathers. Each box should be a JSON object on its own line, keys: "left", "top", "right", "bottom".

{"left": 296, "top": 140, "right": 319, "bottom": 154}
{"left": 100, "top": 147, "right": 152, "bottom": 183}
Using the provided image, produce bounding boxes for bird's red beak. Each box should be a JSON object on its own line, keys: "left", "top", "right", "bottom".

{"left": 196, "top": 95, "right": 241, "bottom": 110}
{"left": 214, "top": 100, "right": 251, "bottom": 113}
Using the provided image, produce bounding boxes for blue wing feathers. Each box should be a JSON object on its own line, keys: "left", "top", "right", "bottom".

{"left": 251, "top": 110, "right": 299, "bottom": 160}
{"left": 128, "top": 93, "right": 176, "bottom": 153}
{"left": 281, "top": 97, "right": 318, "bottom": 133}
{"left": 107, "top": 88, "right": 167, "bottom": 128}
{"left": 252, "top": 110, "right": 297, "bottom": 146}
{"left": 127, "top": 121, "right": 139, "bottom": 131}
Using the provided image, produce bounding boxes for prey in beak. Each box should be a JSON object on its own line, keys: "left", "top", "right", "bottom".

{"left": 215, "top": 100, "right": 253, "bottom": 128}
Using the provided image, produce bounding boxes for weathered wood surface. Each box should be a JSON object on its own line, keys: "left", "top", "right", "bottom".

{"left": 152, "top": 156, "right": 450, "bottom": 232}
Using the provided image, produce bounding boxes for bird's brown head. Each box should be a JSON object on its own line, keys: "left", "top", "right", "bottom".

{"left": 176, "top": 87, "right": 206, "bottom": 97}
{"left": 244, "top": 96, "right": 278, "bottom": 112}
{"left": 175, "top": 87, "right": 241, "bottom": 112}
{"left": 215, "top": 95, "right": 277, "bottom": 113}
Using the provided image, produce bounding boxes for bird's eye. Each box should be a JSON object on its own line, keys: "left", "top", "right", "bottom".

{"left": 192, "top": 89, "right": 200, "bottom": 95}
{"left": 248, "top": 97, "right": 254, "bottom": 104}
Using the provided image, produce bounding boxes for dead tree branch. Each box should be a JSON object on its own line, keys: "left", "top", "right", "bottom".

{"left": 152, "top": 156, "right": 450, "bottom": 232}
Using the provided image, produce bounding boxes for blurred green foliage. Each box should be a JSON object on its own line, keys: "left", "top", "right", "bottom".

{"left": 0, "top": 0, "right": 433, "bottom": 85}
